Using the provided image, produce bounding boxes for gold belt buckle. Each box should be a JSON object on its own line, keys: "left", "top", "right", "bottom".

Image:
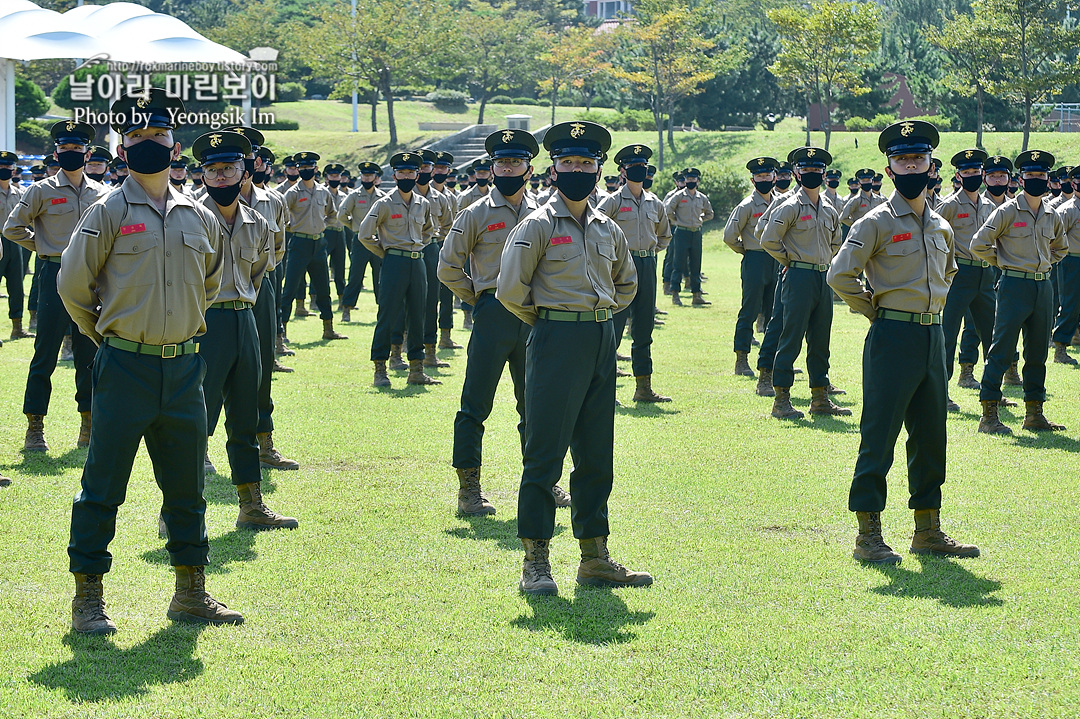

{"left": 1034, "top": 272, "right": 1046, "bottom": 281}
{"left": 162, "top": 343, "right": 178, "bottom": 359}
{"left": 919, "top": 313, "right": 933, "bottom": 326}
{"left": 410, "top": 251, "right": 420, "bottom": 259}
{"left": 594, "top": 309, "right": 609, "bottom": 322}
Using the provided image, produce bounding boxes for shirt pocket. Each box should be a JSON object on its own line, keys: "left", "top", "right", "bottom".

{"left": 182, "top": 230, "right": 215, "bottom": 285}
{"left": 110, "top": 231, "right": 160, "bottom": 288}
{"left": 541, "top": 241, "right": 584, "bottom": 286}
{"left": 885, "top": 239, "right": 920, "bottom": 257}
{"left": 236, "top": 243, "right": 260, "bottom": 294}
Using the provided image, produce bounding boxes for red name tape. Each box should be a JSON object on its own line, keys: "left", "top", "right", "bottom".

{"left": 1013, "top": 221, "right": 1027, "bottom": 227}
{"left": 120, "top": 223, "right": 145, "bottom": 235}
{"left": 51, "top": 197, "right": 67, "bottom": 205}
{"left": 487, "top": 222, "right": 506, "bottom": 231}
{"left": 619, "top": 207, "right": 633, "bottom": 213}
{"left": 680, "top": 199, "right": 688, "bottom": 203}
{"left": 752, "top": 212, "right": 763, "bottom": 218}
{"left": 891, "top": 232, "right": 912, "bottom": 242}
{"left": 860, "top": 204, "right": 868, "bottom": 208}
{"left": 957, "top": 213, "right": 969, "bottom": 218}
{"left": 390, "top": 213, "right": 403, "bottom": 219}
{"left": 799, "top": 214, "right": 812, "bottom": 222}
{"left": 298, "top": 197, "right": 307, "bottom": 202}
{"left": 551, "top": 236, "right": 572, "bottom": 245}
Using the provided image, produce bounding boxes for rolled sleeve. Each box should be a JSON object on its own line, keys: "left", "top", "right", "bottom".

{"left": 827, "top": 217, "right": 876, "bottom": 320}
{"left": 496, "top": 221, "right": 542, "bottom": 325}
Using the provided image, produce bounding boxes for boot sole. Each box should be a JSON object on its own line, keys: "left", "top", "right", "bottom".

{"left": 519, "top": 583, "right": 558, "bottom": 596}
{"left": 457, "top": 507, "right": 496, "bottom": 516}
{"left": 167, "top": 610, "right": 244, "bottom": 625}
{"left": 910, "top": 547, "right": 980, "bottom": 558}
{"left": 236, "top": 520, "right": 299, "bottom": 530}
{"left": 72, "top": 624, "right": 117, "bottom": 635}
{"left": 259, "top": 462, "right": 300, "bottom": 470}
{"left": 576, "top": 576, "right": 654, "bottom": 588}
{"left": 853, "top": 552, "right": 902, "bottom": 565}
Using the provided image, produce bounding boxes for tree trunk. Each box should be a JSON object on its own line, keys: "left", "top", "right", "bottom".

{"left": 666, "top": 112, "right": 675, "bottom": 152}
{"left": 975, "top": 83, "right": 984, "bottom": 150}
{"left": 1022, "top": 92, "right": 1031, "bottom": 152}
{"left": 383, "top": 74, "right": 398, "bottom": 148}
{"left": 805, "top": 95, "right": 812, "bottom": 146}
{"left": 477, "top": 93, "right": 488, "bottom": 125}
{"left": 823, "top": 86, "right": 832, "bottom": 152}
{"left": 653, "top": 100, "right": 664, "bottom": 170}
{"left": 370, "top": 87, "right": 378, "bottom": 133}
{"left": 550, "top": 80, "right": 558, "bottom": 126}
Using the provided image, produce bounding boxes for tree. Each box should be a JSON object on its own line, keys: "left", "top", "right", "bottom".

{"left": 925, "top": 5, "right": 1008, "bottom": 149}
{"left": 536, "top": 26, "right": 612, "bottom": 127}
{"left": 15, "top": 77, "right": 50, "bottom": 126}
{"left": 610, "top": 0, "right": 746, "bottom": 170}
{"left": 767, "top": 0, "right": 882, "bottom": 151}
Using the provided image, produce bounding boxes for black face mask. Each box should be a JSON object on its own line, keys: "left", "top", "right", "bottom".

{"left": 754, "top": 180, "right": 774, "bottom": 194}
{"left": 872, "top": 183, "right": 882, "bottom": 191}
{"left": 205, "top": 181, "right": 243, "bottom": 207}
{"left": 475, "top": 177, "right": 489, "bottom": 187}
{"left": 1023, "top": 178, "right": 1049, "bottom": 197}
{"left": 798, "top": 171, "right": 823, "bottom": 189}
{"left": 361, "top": 180, "right": 374, "bottom": 190}
{"left": 685, "top": 180, "right": 698, "bottom": 190}
{"left": 124, "top": 140, "right": 173, "bottom": 175}
{"left": 892, "top": 171, "right": 929, "bottom": 200}
{"left": 0, "top": 168, "right": 12, "bottom": 181}
{"left": 860, "top": 182, "right": 873, "bottom": 192}
{"left": 57, "top": 150, "right": 86, "bottom": 172}
{"left": 417, "top": 172, "right": 432, "bottom": 186}
{"left": 985, "top": 184, "right": 1007, "bottom": 196}
{"left": 432, "top": 172, "right": 448, "bottom": 184}
{"left": 396, "top": 177, "right": 416, "bottom": 193}
{"left": 244, "top": 158, "right": 256, "bottom": 176}
{"left": 625, "top": 165, "right": 648, "bottom": 183}
{"left": 643, "top": 178, "right": 654, "bottom": 189}
{"left": 1050, "top": 187, "right": 1061, "bottom": 197}
{"left": 252, "top": 170, "right": 269, "bottom": 185}
{"left": 169, "top": 177, "right": 185, "bottom": 186}
{"left": 492, "top": 174, "right": 527, "bottom": 196}
{"left": 192, "top": 177, "right": 203, "bottom": 186}
{"left": 1062, "top": 183, "right": 1074, "bottom": 194}
{"left": 555, "top": 171, "right": 596, "bottom": 202}
{"left": 86, "top": 171, "right": 106, "bottom": 182}
{"left": 298, "top": 168, "right": 316, "bottom": 181}
{"left": 115, "top": 175, "right": 127, "bottom": 185}
{"left": 826, "top": 179, "right": 840, "bottom": 189}
{"left": 961, "top": 175, "right": 982, "bottom": 192}
{"left": 775, "top": 178, "right": 791, "bottom": 191}
{"left": 328, "top": 179, "right": 341, "bottom": 188}
{"left": 286, "top": 171, "right": 299, "bottom": 180}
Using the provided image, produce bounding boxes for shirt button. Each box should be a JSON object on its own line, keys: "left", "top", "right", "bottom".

{"left": 167, "top": 310, "right": 173, "bottom": 316}
{"left": 167, "top": 281, "right": 172, "bottom": 287}
{"left": 132, "top": 245, "right": 137, "bottom": 250}
{"left": 166, "top": 251, "right": 172, "bottom": 257}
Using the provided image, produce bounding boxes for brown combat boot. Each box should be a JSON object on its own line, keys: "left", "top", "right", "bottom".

{"left": 276, "top": 333, "right": 295, "bottom": 357}
{"left": 293, "top": 298, "right": 311, "bottom": 318}
{"left": 910, "top": 508, "right": 980, "bottom": 557}
{"left": 23, "top": 413, "right": 48, "bottom": 452}
{"left": 691, "top": 292, "right": 711, "bottom": 306}
{"left": 373, "top": 360, "right": 391, "bottom": 388}
{"left": 10, "top": 317, "right": 33, "bottom": 340}
{"left": 1003, "top": 361, "right": 1022, "bottom": 385}
{"left": 204, "top": 451, "right": 217, "bottom": 475}
{"left": 946, "top": 396, "right": 960, "bottom": 413}
{"left": 71, "top": 573, "right": 117, "bottom": 635}
{"left": 341, "top": 306, "right": 351, "bottom": 323}
{"left": 1053, "top": 342, "right": 1077, "bottom": 365}
{"left": 423, "top": 344, "right": 449, "bottom": 367}
{"left": 77, "top": 411, "right": 91, "bottom": 448}
{"left": 771, "top": 387, "right": 804, "bottom": 419}
{"left": 388, "top": 344, "right": 408, "bottom": 371}
{"left": 576, "top": 536, "right": 653, "bottom": 588}
{"left": 462, "top": 309, "right": 473, "bottom": 330}
{"left": 662, "top": 281, "right": 671, "bottom": 296}
{"left": 1073, "top": 328, "right": 1080, "bottom": 346}
{"left": 407, "top": 358, "right": 441, "bottom": 385}
{"left": 809, "top": 386, "right": 852, "bottom": 416}
{"left": 632, "top": 375, "right": 672, "bottom": 402}
{"left": 322, "top": 318, "right": 347, "bottom": 340}
{"left": 439, "top": 328, "right": 463, "bottom": 349}
{"left": 257, "top": 432, "right": 300, "bottom": 470}
{"left": 456, "top": 467, "right": 495, "bottom": 515}
{"left": 1022, "top": 401, "right": 1066, "bottom": 431}
{"left": 957, "top": 362, "right": 981, "bottom": 389}
{"left": 272, "top": 358, "right": 293, "bottom": 373}
{"left": 853, "top": 512, "right": 901, "bottom": 564}
{"left": 671, "top": 291, "right": 683, "bottom": 306}
{"left": 734, "top": 351, "right": 755, "bottom": 377}
{"left": 978, "top": 400, "right": 1011, "bottom": 435}
{"left": 167, "top": 566, "right": 244, "bottom": 625}
{"left": 60, "top": 334, "right": 74, "bottom": 361}
{"left": 236, "top": 482, "right": 299, "bottom": 530}
{"left": 0, "top": 472, "right": 10, "bottom": 488}
{"left": 520, "top": 538, "right": 558, "bottom": 595}
{"left": 551, "top": 484, "right": 571, "bottom": 508}
{"left": 28, "top": 309, "right": 36, "bottom": 331}
{"left": 756, "top": 368, "right": 775, "bottom": 397}
{"left": 755, "top": 313, "right": 767, "bottom": 334}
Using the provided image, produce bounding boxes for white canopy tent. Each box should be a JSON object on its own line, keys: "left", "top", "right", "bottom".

{"left": 0, "top": 1, "right": 251, "bottom": 151}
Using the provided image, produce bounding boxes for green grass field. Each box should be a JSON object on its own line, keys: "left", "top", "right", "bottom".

{"left": 2, "top": 232, "right": 1079, "bottom": 718}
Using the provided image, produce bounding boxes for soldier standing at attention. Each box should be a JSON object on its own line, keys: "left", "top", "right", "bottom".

{"left": 321, "top": 163, "right": 349, "bottom": 309}
{"left": 431, "top": 151, "right": 464, "bottom": 350}
{"left": 971, "top": 150, "right": 1069, "bottom": 434}
{"left": 410, "top": 150, "right": 456, "bottom": 369}
{"left": 59, "top": 89, "right": 244, "bottom": 633}
{"left": 457, "top": 158, "right": 492, "bottom": 210}
{"left": 665, "top": 167, "right": 714, "bottom": 307}
{"left": 840, "top": 168, "right": 885, "bottom": 229}
{"left": 339, "top": 161, "right": 386, "bottom": 317}
{"left": 0, "top": 152, "right": 27, "bottom": 343}
{"left": 823, "top": 169, "right": 844, "bottom": 213}
{"left": 83, "top": 146, "right": 111, "bottom": 183}
{"left": 497, "top": 121, "right": 649, "bottom": 596}
{"left": 597, "top": 143, "right": 673, "bottom": 402}
{"left": 829, "top": 120, "right": 978, "bottom": 565}
{"left": 724, "top": 156, "right": 779, "bottom": 378}
{"left": 4, "top": 121, "right": 109, "bottom": 452}
{"left": 1051, "top": 165, "right": 1080, "bottom": 365}
{"left": 760, "top": 147, "right": 848, "bottom": 419}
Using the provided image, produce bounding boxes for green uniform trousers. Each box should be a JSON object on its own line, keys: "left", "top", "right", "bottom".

{"left": 255, "top": 268, "right": 277, "bottom": 434}
{"left": 980, "top": 275, "right": 1054, "bottom": 402}
{"left": 773, "top": 267, "right": 832, "bottom": 389}
{"left": 342, "top": 234, "right": 380, "bottom": 307}
{"left": 370, "top": 253, "right": 426, "bottom": 362}
{"left": 669, "top": 227, "right": 702, "bottom": 293}
{"left": 69, "top": 344, "right": 209, "bottom": 574}
{"left": 324, "top": 228, "right": 346, "bottom": 298}
{"left": 279, "top": 235, "right": 333, "bottom": 324}
{"left": 0, "top": 238, "right": 24, "bottom": 319}
{"left": 757, "top": 266, "right": 786, "bottom": 371}
{"left": 518, "top": 317, "right": 615, "bottom": 540}
{"left": 452, "top": 291, "right": 529, "bottom": 469}
{"left": 202, "top": 307, "right": 262, "bottom": 486}
{"left": 613, "top": 254, "right": 658, "bottom": 377}
{"left": 1052, "top": 255, "right": 1080, "bottom": 344}
{"left": 941, "top": 262, "right": 995, "bottom": 379}
{"left": 734, "top": 250, "right": 778, "bottom": 353}
{"left": 849, "top": 319, "right": 947, "bottom": 512}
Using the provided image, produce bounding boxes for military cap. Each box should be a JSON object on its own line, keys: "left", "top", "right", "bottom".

{"left": 486, "top": 129, "right": 540, "bottom": 159}
{"left": 0, "top": 151, "right": 17, "bottom": 165}
{"left": 456, "top": 173, "right": 469, "bottom": 182}
{"left": 1056, "top": 166, "right": 1074, "bottom": 180}
{"left": 282, "top": 155, "right": 297, "bottom": 167}
{"left": 983, "top": 155, "right": 1013, "bottom": 174}
{"left": 357, "top": 161, "right": 382, "bottom": 175}
{"left": 189, "top": 164, "right": 203, "bottom": 173}
{"left": 294, "top": 151, "right": 320, "bottom": 166}
{"left": 87, "top": 145, "right": 112, "bottom": 163}
{"left": 324, "top": 163, "right": 345, "bottom": 174}
{"left": 543, "top": 121, "right": 610, "bottom": 160}
{"left": 341, "top": 168, "right": 351, "bottom": 177}
{"left": 646, "top": 164, "right": 656, "bottom": 176}
{"left": 745, "top": 156, "right": 778, "bottom": 174}
{"left": 1068, "top": 166, "right": 1080, "bottom": 180}
{"left": 192, "top": 131, "right": 251, "bottom": 165}
{"left": 776, "top": 162, "right": 792, "bottom": 174}
{"left": 51, "top": 119, "right": 95, "bottom": 146}
{"left": 854, "top": 168, "right": 875, "bottom": 179}
{"left": 672, "top": 171, "right": 684, "bottom": 181}
{"left": 789, "top": 147, "right": 832, "bottom": 168}
{"left": 44, "top": 157, "right": 59, "bottom": 168}
{"left": 825, "top": 169, "right": 842, "bottom": 179}
{"left": 878, "top": 119, "right": 939, "bottom": 156}
{"left": 416, "top": 149, "right": 438, "bottom": 165}
{"left": 389, "top": 151, "right": 421, "bottom": 170}
{"left": 110, "top": 88, "right": 185, "bottom": 134}
{"left": 682, "top": 167, "right": 702, "bottom": 178}
{"left": 873, "top": 174, "right": 883, "bottom": 182}
{"left": 434, "top": 151, "right": 454, "bottom": 166}
{"left": 604, "top": 176, "right": 620, "bottom": 184}
{"left": 170, "top": 155, "right": 190, "bottom": 169}
{"left": 472, "top": 157, "right": 492, "bottom": 171}
{"left": 1015, "top": 150, "right": 1053, "bottom": 173}
{"left": 930, "top": 158, "right": 943, "bottom": 171}
{"left": 224, "top": 126, "right": 264, "bottom": 150}
{"left": 110, "top": 158, "right": 127, "bottom": 170}
{"left": 613, "top": 144, "right": 653, "bottom": 166}
{"left": 257, "top": 146, "right": 275, "bottom": 163}
{"left": 950, "top": 149, "right": 986, "bottom": 170}
{"left": 30, "top": 164, "right": 46, "bottom": 174}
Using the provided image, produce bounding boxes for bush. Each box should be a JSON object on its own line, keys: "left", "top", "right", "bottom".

{"left": 489, "top": 95, "right": 513, "bottom": 104}
{"left": 511, "top": 97, "right": 538, "bottom": 106}
{"left": 426, "top": 89, "right": 469, "bottom": 113}
{"left": 575, "top": 109, "right": 657, "bottom": 132}
{"left": 16, "top": 120, "right": 52, "bottom": 154}
{"left": 904, "top": 114, "right": 953, "bottom": 131}
{"left": 575, "top": 110, "right": 620, "bottom": 126}
{"left": 276, "top": 82, "right": 306, "bottom": 103}
{"left": 646, "top": 163, "right": 747, "bottom": 220}
{"left": 259, "top": 118, "right": 299, "bottom": 131}
{"left": 842, "top": 113, "right": 897, "bottom": 131}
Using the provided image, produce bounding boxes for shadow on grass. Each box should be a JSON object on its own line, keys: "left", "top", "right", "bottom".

{"left": 141, "top": 527, "right": 258, "bottom": 573}
{"left": 196, "top": 472, "right": 280, "bottom": 506}
{"left": 511, "top": 585, "right": 655, "bottom": 644}
{"left": 616, "top": 402, "right": 679, "bottom": 418}
{"left": 444, "top": 514, "right": 565, "bottom": 552}
{"left": 29, "top": 624, "right": 206, "bottom": 703}
{"left": 1009, "top": 431, "right": 1080, "bottom": 452}
{"left": 868, "top": 555, "right": 1003, "bottom": 608}
{"left": 10, "top": 448, "right": 87, "bottom": 476}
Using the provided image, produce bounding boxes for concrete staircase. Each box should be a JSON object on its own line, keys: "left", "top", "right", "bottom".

{"left": 379, "top": 123, "right": 552, "bottom": 179}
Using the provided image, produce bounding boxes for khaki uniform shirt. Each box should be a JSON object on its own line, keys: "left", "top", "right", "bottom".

{"left": 240, "top": 185, "right": 287, "bottom": 269}
{"left": 439, "top": 187, "right": 539, "bottom": 305}
{"left": 283, "top": 182, "right": 336, "bottom": 236}
{"left": 936, "top": 190, "right": 995, "bottom": 261}
{"left": 58, "top": 179, "right": 224, "bottom": 345}
{"left": 433, "top": 184, "right": 459, "bottom": 217}
{"left": 823, "top": 189, "right": 844, "bottom": 214}
{"left": 665, "top": 188, "right": 714, "bottom": 230}
{"left": 839, "top": 191, "right": 886, "bottom": 228}
{"left": 325, "top": 186, "right": 345, "bottom": 230}
{"left": 1054, "top": 197, "right": 1080, "bottom": 254}
{"left": 457, "top": 184, "right": 491, "bottom": 211}
{"left": 0, "top": 182, "right": 23, "bottom": 226}
{"left": 971, "top": 195, "right": 1068, "bottom": 273}
{"left": 760, "top": 188, "right": 841, "bottom": 267}
{"left": 338, "top": 187, "right": 385, "bottom": 235}
{"left": 275, "top": 179, "right": 298, "bottom": 194}
{"left": 724, "top": 191, "right": 773, "bottom": 253}
{"left": 1047, "top": 193, "right": 1071, "bottom": 212}
{"left": 497, "top": 194, "right": 637, "bottom": 326}
{"left": 595, "top": 185, "right": 671, "bottom": 254}
{"left": 191, "top": 184, "right": 207, "bottom": 200}
{"left": 416, "top": 185, "right": 454, "bottom": 241}
{"left": 753, "top": 188, "right": 795, "bottom": 241}
{"left": 355, "top": 190, "right": 433, "bottom": 257}
{"left": 4, "top": 171, "right": 109, "bottom": 256}
{"left": 202, "top": 197, "right": 271, "bottom": 304}
{"left": 828, "top": 192, "right": 957, "bottom": 320}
